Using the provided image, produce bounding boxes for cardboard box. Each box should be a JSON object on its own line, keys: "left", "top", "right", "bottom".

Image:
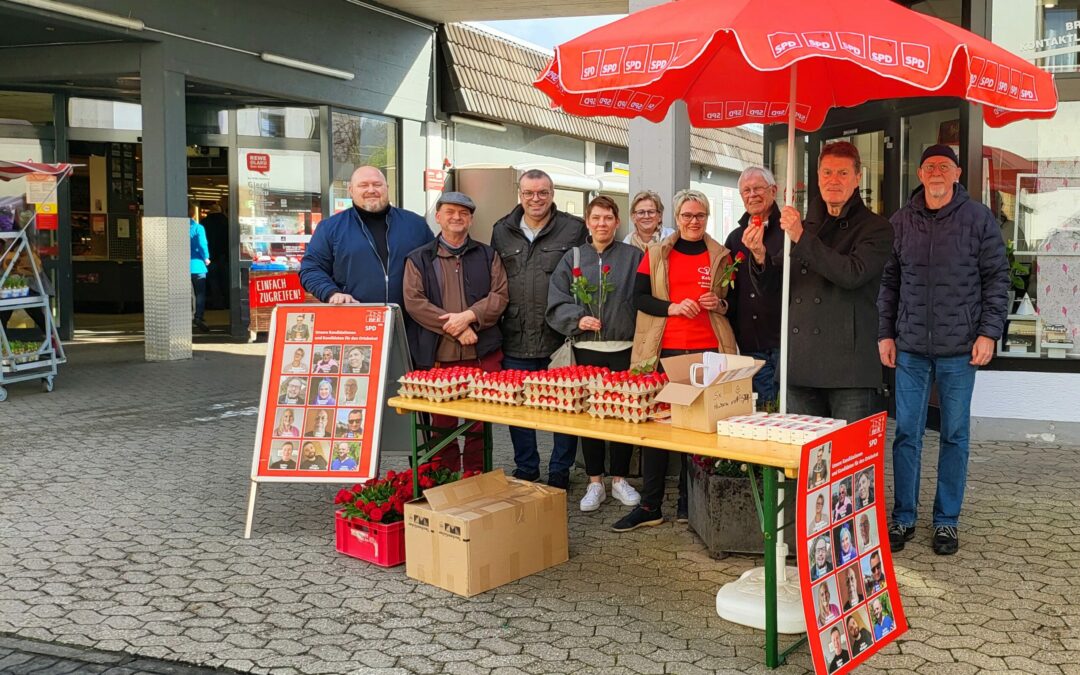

{"left": 655, "top": 353, "right": 763, "bottom": 433}
{"left": 404, "top": 470, "right": 568, "bottom": 597}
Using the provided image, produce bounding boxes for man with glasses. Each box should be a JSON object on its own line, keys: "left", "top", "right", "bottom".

{"left": 878, "top": 144, "right": 1008, "bottom": 557}
{"left": 726, "top": 166, "right": 785, "bottom": 408}
{"left": 490, "top": 169, "right": 587, "bottom": 487}
{"left": 340, "top": 410, "right": 365, "bottom": 439}
{"left": 779, "top": 141, "right": 893, "bottom": 423}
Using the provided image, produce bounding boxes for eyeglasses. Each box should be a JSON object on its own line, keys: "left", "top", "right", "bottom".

{"left": 632, "top": 209, "right": 659, "bottom": 218}
{"left": 520, "top": 190, "right": 552, "bottom": 200}
{"left": 740, "top": 185, "right": 771, "bottom": 196}
{"left": 678, "top": 213, "right": 708, "bottom": 223}
{"left": 921, "top": 162, "right": 956, "bottom": 175}
{"left": 348, "top": 418, "right": 363, "bottom": 425}
{"left": 871, "top": 564, "right": 882, "bottom": 572}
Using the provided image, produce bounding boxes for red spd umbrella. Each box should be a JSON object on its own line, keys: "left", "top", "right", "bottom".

{"left": 535, "top": 0, "right": 1058, "bottom": 130}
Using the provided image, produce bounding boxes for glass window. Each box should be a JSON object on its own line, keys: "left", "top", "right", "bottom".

{"left": 994, "top": 0, "right": 1080, "bottom": 75}
{"left": 907, "top": 0, "right": 962, "bottom": 27}
{"left": 237, "top": 148, "right": 322, "bottom": 263}
{"left": 186, "top": 102, "right": 229, "bottom": 135}
{"left": 236, "top": 107, "right": 319, "bottom": 139}
{"left": 0, "top": 91, "right": 53, "bottom": 127}
{"left": 68, "top": 98, "right": 142, "bottom": 130}
{"left": 330, "top": 111, "right": 398, "bottom": 212}
{"left": 983, "top": 101, "right": 1080, "bottom": 360}
{"left": 772, "top": 134, "right": 808, "bottom": 214}
{"left": 901, "top": 109, "right": 960, "bottom": 199}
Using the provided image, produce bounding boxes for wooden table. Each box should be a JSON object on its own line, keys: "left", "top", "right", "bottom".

{"left": 388, "top": 395, "right": 803, "bottom": 668}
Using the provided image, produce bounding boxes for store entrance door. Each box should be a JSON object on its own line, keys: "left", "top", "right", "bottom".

{"left": 188, "top": 145, "right": 230, "bottom": 334}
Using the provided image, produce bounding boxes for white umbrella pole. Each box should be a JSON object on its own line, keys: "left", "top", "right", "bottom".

{"left": 779, "top": 64, "right": 796, "bottom": 417}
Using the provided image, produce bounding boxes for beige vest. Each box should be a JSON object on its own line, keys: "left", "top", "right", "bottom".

{"left": 629, "top": 233, "right": 738, "bottom": 370}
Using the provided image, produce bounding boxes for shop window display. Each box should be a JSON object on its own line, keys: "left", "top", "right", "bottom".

{"left": 330, "top": 111, "right": 398, "bottom": 213}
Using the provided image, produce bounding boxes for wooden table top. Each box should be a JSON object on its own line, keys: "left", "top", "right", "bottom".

{"left": 388, "top": 396, "right": 802, "bottom": 477}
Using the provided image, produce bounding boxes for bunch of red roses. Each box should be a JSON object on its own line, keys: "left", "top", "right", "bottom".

{"left": 334, "top": 460, "right": 480, "bottom": 524}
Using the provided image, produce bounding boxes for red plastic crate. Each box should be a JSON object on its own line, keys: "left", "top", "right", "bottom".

{"left": 334, "top": 510, "right": 406, "bottom": 567}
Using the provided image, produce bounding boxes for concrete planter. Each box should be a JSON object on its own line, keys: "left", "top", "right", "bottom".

{"left": 688, "top": 461, "right": 795, "bottom": 558}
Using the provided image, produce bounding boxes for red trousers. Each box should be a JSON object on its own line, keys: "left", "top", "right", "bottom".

{"left": 430, "top": 349, "right": 502, "bottom": 473}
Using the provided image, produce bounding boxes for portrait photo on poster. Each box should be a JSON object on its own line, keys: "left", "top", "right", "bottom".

{"left": 853, "top": 467, "right": 875, "bottom": 511}
{"left": 268, "top": 439, "right": 299, "bottom": 470}
{"left": 309, "top": 377, "right": 339, "bottom": 406}
{"left": 341, "top": 344, "right": 372, "bottom": 375}
{"left": 281, "top": 344, "right": 311, "bottom": 374}
{"left": 304, "top": 408, "right": 333, "bottom": 439}
{"left": 330, "top": 441, "right": 361, "bottom": 471}
{"left": 311, "top": 344, "right": 341, "bottom": 374}
{"left": 284, "top": 312, "right": 315, "bottom": 342}
{"left": 845, "top": 606, "right": 876, "bottom": 657}
{"left": 861, "top": 548, "right": 888, "bottom": 595}
{"left": 808, "top": 441, "right": 832, "bottom": 490}
{"left": 868, "top": 593, "right": 898, "bottom": 641}
{"left": 833, "top": 521, "right": 860, "bottom": 567}
{"left": 298, "top": 440, "right": 328, "bottom": 470}
{"left": 335, "top": 408, "right": 365, "bottom": 438}
{"left": 819, "top": 621, "right": 851, "bottom": 674}
{"left": 338, "top": 377, "right": 368, "bottom": 406}
{"left": 832, "top": 476, "right": 855, "bottom": 520}
{"left": 855, "top": 507, "right": 880, "bottom": 551}
{"left": 838, "top": 563, "right": 867, "bottom": 612}
{"left": 809, "top": 533, "right": 835, "bottom": 581}
{"left": 277, "top": 376, "right": 308, "bottom": 405}
{"left": 813, "top": 577, "right": 843, "bottom": 629}
{"left": 807, "top": 487, "right": 831, "bottom": 536}
{"left": 272, "top": 407, "right": 303, "bottom": 437}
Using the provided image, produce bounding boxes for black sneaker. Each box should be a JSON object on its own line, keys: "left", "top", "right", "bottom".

{"left": 194, "top": 320, "right": 210, "bottom": 333}
{"left": 547, "top": 471, "right": 569, "bottom": 490}
{"left": 888, "top": 523, "right": 916, "bottom": 552}
{"left": 611, "top": 506, "right": 664, "bottom": 532}
{"left": 676, "top": 496, "right": 689, "bottom": 524}
{"left": 932, "top": 526, "right": 959, "bottom": 556}
{"left": 511, "top": 469, "right": 540, "bottom": 482}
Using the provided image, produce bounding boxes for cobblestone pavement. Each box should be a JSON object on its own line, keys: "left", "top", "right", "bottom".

{"left": 2, "top": 339, "right": 1079, "bottom": 674}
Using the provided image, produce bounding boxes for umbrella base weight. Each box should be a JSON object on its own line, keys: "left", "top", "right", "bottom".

{"left": 716, "top": 565, "right": 806, "bottom": 635}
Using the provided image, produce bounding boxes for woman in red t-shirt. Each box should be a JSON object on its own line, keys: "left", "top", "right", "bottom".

{"left": 613, "top": 189, "right": 737, "bottom": 533}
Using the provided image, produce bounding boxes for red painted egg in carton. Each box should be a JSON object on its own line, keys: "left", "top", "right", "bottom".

{"left": 525, "top": 392, "right": 588, "bottom": 413}
{"left": 587, "top": 400, "right": 668, "bottom": 423}
{"left": 596, "top": 370, "right": 670, "bottom": 395}
{"left": 398, "top": 367, "right": 484, "bottom": 401}
{"left": 523, "top": 365, "right": 609, "bottom": 389}
{"left": 469, "top": 369, "right": 529, "bottom": 395}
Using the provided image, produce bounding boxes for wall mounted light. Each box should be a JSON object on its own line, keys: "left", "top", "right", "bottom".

{"left": 260, "top": 53, "right": 355, "bottom": 81}
{"left": 7, "top": 0, "right": 144, "bottom": 31}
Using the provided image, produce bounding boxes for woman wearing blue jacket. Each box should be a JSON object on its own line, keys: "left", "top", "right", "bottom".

{"left": 189, "top": 203, "right": 210, "bottom": 332}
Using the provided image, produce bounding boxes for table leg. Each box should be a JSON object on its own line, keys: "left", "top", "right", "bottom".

{"left": 483, "top": 422, "right": 493, "bottom": 472}
{"left": 763, "top": 467, "right": 779, "bottom": 668}
{"left": 411, "top": 412, "right": 421, "bottom": 499}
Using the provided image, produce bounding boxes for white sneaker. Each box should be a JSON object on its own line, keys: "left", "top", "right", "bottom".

{"left": 611, "top": 480, "right": 641, "bottom": 507}
{"left": 579, "top": 482, "right": 607, "bottom": 512}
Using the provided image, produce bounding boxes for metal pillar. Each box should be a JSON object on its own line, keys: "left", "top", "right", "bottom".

{"left": 140, "top": 44, "right": 191, "bottom": 361}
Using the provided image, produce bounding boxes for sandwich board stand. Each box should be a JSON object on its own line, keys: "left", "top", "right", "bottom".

{"left": 243, "top": 303, "right": 412, "bottom": 538}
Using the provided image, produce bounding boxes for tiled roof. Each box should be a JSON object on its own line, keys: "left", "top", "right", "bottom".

{"left": 441, "top": 22, "right": 763, "bottom": 171}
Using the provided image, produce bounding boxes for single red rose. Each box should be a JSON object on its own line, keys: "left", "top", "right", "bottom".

{"left": 418, "top": 463, "right": 430, "bottom": 473}
{"left": 572, "top": 267, "right": 583, "bottom": 277}
{"left": 386, "top": 470, "right": 396, "bottom": 481}
{"left": 369, "top": 507, "right": 384, "bottom": 522}
{"left": 735, "top": 251, "right": 746, "bottom": 262}
{"left": 334, "top": 489, "right": 353, "bottom": 504}
{"left": 602, "top": 264, "right": 611, "bottom": 274}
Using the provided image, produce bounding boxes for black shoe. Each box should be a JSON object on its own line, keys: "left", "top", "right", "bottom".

{"left": 932, "top": 526, "right": 959, "bottom": 555}
{"left": 888, "top": 523, "right": 916, "bottom": 552}
{"left": 676, "top": 496, "right": 689, "bottom": 524}
{"left": 194, "top": 320, "right": 210, "bottom": 333}
{"left": 511, "top": 469, "right": 540, "bottom": 482}
{"left": 547, "top": 472, "right": 570, "bottom": 490}
{"left": 611, "top": 506, "right": 664, "bottom": 532}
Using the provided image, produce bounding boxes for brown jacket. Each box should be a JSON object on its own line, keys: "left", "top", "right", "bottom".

{"left": 630, "top": 233, "right": 737, "bottom": 368}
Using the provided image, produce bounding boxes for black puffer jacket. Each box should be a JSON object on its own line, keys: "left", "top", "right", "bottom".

{"left": 490, "top": 205, "right": 587, "bottom": 359}
{"left": 878, "top": 183, "right": 1010, "bottom": 357}
{"left": 788, "top": 193, "right": 893, "bottom": 389}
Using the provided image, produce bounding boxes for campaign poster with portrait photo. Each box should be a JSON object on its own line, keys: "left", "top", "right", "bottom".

{"left": 797, "top": 412, "right": 906, "bottom": 674}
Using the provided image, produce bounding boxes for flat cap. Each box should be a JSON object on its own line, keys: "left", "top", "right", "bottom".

{"left": 436, "top": 191, "right": 476, "bottom": 213}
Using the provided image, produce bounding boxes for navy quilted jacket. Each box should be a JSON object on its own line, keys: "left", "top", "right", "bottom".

{"left": 877, "top": 184, "right": 1010, "bottom": 357}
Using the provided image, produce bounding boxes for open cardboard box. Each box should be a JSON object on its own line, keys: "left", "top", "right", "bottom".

{"left": 404, "top": 469, "right": 568, "bottom": 597}
{"left": 655, "top": 353, "right": 764, "bottom": 433}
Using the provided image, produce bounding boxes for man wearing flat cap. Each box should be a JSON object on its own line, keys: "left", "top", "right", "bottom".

{"left": 403, "top": 191, "right": 509, "bottom": 473}
{"left": 878, "top": 144, "right": 1009, "bottom": 557}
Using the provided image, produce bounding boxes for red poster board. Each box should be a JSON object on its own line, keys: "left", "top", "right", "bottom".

{"left": 798, "top": 413, "right": 907, "bottom": 674}
{"left": 250, "top": 304, "right": 393, "bottom": 484}
{"left": 248, "top": 273, "right": 305, "bottom": 308}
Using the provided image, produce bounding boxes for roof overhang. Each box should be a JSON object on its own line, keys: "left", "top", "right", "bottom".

{"left": 369, "top": 0, "right": 626, "bottom": 23}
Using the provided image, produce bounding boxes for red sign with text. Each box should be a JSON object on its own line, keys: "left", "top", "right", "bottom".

{"left": 246, "top": 152, "right": 271, "bottom": 174}
{"left": 424, "top": 169, "right": 446, "bottom": 191}
{"left": 798, "top": 413, "right": 907, "bottom": 674}
{"left": 248, "top": 273, "right": 305, "bottom": 309}
{"left": 250, "top": 305, "right": 391, "bottom": 483}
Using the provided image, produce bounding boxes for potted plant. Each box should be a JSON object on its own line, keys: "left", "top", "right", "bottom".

{"left": 687, "top": 455, "right": 795, "bottom": 559}
{"left": 1006, "top": 240, "right": 1029, "bottom": 312}
{"left": 333, "top": 459, "right": 476, "bottom": 567}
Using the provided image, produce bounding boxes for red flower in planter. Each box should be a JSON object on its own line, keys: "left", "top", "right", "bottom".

{"left": 334, "top": 489, "right": 353, "bottom": 504}
{"left": 369, "top": 506, "right": 384, "bottom": 522}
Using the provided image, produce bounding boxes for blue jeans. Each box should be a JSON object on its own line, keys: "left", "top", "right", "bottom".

{"left": 501, "top": 354, "right": 578, "bottom": 479}
{"left": 891, "top": 351, "right": 977, "bottom": 528}
{"left": 744, "top": 347, "right": 780, "bottom": 408}
{"left": 190, "top": 273, "right": 207, "bottom": 321}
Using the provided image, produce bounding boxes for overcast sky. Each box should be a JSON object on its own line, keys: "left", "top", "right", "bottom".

{"left": 479, "top": 15, "right": 626, "bottom": 50}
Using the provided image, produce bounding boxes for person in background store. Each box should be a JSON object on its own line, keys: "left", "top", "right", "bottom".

{"left": 547, "top": 195, "right": 643, "bottom": 513}
{"left": 613, "top": 189, "right": 737, "bottom": 532}
{"left": 623, "top": 190, "right": 673, "bottom": 251}
{"left": 727, "top": 166, "right": 785, "bottom": 409}
{"left": 300, "top": 166, "right": 433, "bottom": 310}
{"left": 404, "top": 191, "right": 508, "bottom": 474}
{"left": 189, "top": 203, "right": 211, "bottom": 333}
{"left": 490, "top": 170, "right": 586, "bottom": 488}
{"left": 779, "top": 141, "right": 893, "bottom": 421}
{"left": 878, "top": 144, "right": 1009, "bottom": 557}
{"left": 201, "top": 202, "right": 229, "bottom": 310}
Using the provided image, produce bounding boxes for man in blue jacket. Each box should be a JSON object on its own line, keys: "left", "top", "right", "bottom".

{"left": 878, "top": 144, "right": 1009, "bottom": 556}
{"left": 300, "top": 166, "right": 433, "bottom": 308}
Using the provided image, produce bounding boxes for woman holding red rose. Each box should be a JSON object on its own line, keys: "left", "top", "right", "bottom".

{"left": 546, "top": 195, "right": 644, "bottom": 513}
{"left": 613, "top": 189, "right": 737, "bottom": 533}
